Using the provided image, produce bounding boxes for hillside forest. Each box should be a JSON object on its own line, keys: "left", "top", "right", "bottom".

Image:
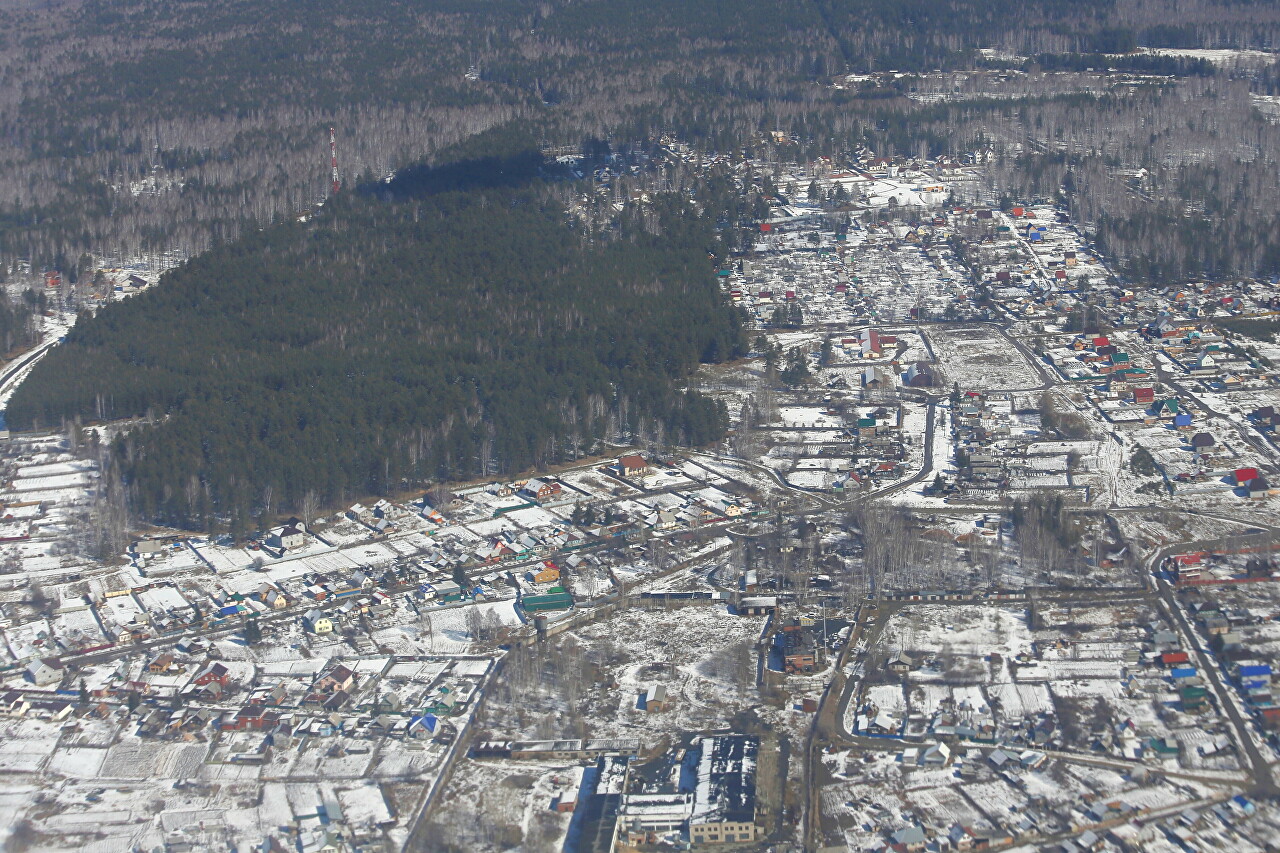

{"left": 7, "top": 152, "right": 745, "bottom": 531}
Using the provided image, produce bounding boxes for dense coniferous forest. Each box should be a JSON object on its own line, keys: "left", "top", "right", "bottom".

{"left": 7, "top": 151, "right": 744, "bottom": 530}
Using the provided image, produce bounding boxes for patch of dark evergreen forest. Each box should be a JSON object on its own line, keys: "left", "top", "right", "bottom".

{"left": 7, "top": 164, "right": 746, "bottom": 531}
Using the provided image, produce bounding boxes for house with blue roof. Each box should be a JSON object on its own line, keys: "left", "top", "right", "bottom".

{"left": 406, "top": 713, "right": 438, "bottom": 739}
{"left": 1235, "top": 663, "right": 1272, "bottom": 690}
{"left": 1231, "top": 795, "right": 1256, "bottom": 816}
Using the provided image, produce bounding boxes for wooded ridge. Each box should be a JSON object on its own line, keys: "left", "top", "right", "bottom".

{"left": 8, "top": 155, "right": 745, "bottom": 530}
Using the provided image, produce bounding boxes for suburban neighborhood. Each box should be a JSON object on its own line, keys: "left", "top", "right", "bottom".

{"left": 5, "top": 131, "right": 1280, "bottom": 852}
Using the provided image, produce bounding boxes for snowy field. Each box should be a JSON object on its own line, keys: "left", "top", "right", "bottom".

{"left": 928, "top": 326, "right": 1042, "bottom": 391}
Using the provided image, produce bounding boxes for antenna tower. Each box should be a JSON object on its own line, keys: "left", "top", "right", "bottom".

{"left": 329, "top": 127, "right": 340, "bottom": 196}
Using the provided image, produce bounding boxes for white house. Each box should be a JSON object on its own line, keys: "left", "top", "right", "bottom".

{"left": 25, "top": 659, "right": 63, "bottom": 687}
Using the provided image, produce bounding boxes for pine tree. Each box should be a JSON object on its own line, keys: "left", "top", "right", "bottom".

{"left": 780, "top": 348, "right": 811, "bottom": 386}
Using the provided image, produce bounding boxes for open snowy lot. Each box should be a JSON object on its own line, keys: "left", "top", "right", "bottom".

{"left": 929, "top": 326, "right": 1042, "bottom": 391}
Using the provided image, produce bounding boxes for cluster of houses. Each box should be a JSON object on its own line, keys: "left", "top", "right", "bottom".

{"left": 1145, "top": 321, "right": 1264, "bottom": 389}
{"left": 845, "top": 405, "right": 910, "bottom": 487}
{"left": 1047, "top": 332, "right": 1155, "bottom": 393}
{"left": 852, "top": 689, "right": 1058, "bottom": 751}
{"left": 878, "top": 734, "right": 1254, "bottom": 851}
{"left": 14, "top": 573, "right": 398, "bottom": 661}
{"left": 948, "top": 391, "right": 1016, "bottom": 491}
{"left": 0, "top": 452, "right": 770, "bottom": 692}
{"left": 1172, "top": 596, "right": 1280, "bottom": 730}
{"left": 724, "top": 193, "right": 981, "bottom": 329}
{"left": 0, "top": 498, "right": 46, "bottom": 544}
{"left": 1132, "top": 280, "right": 1280, "bottom": 326}
{"left": 957, "top": 205, "right": 1104, "bottom": 314}
{"left": 1043, "top": 321, "right": 1280, "bottom": 493}
{"left": 1166, "top": 548, "right": 1280, "bottom": 586}
{"left": 864, "top": 729, "right": 1246, "bottom": 853}
{"left": 27, "top": 652, "right": 492, "bottom": 756}
{"left": 852, "top": 603, "right": 1253, "bottom": 771}
{"left": 421, "top": 455, "right": 754, "bottom": 549}
{"left": 878, "top": 195, "right": 1280, "bottom": 342}
{"left": 952, "top": 204, "right": 1280, "bottom": 336}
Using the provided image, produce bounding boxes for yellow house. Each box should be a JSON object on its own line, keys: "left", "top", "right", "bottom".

{"left": 257, "top": 584, "right": 289, "bottom": 609}
{"left": 532, "top": 562, "right": 560, "bottom": 584}
{"left": 303, "top": 609, "right": 334, "bottom": 634}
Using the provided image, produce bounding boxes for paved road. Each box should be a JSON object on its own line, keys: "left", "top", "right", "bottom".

{"left": 0, "top": 330, "right": 62, "bottom": 401}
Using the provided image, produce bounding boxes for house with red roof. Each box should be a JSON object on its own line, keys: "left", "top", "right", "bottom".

{"left": 1235, "top": 467, "right": 1261, "bottom": 486}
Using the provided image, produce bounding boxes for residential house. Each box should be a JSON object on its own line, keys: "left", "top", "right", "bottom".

{"left": 315, "top": 664, "right": 358, "bottom": 694}
{"left": 739, "top": 596, "right": 778, "bottom": 617}
{"left": 147, "top": 653, "right": 176, "bottom": 674}
{"left": 302, "top": 609, "right": 334, "bottom": 635}
{"left": 268, "top": 524, "right": 306, "bottom": 551}
{"left": 889, "top": 826, "right": 928, "bottom": 852}
{"left": 405, "top": 713, "right": 438, "bottom": 740}
{"left": 531, "top": 562, "right": 560, "bottom": 585}
{"left": 256, "top": 584, "right": 289, "bottom": 610}
{"left": 643, "top": 684, "right": 668, "bottom": 713}
{"left": 904, "top": 361, "right": 935, "bottom": 387}
{"left": 25, "top": 659, "right": 63, "bottom": 687}
{"left": 920, "top": 742, "right": 952, "bottom": 766}
{"left": 1249, "top": 477, "right": 1272, "bottom": 500}
{"left": 617, "top": 455, "right": 650, "bottom": 478}
{"left": 887, "top": 651, "right": 916, "bottom": 675}
{"left": 520, "top": 479, "right": 562, "bottom": 501}
{"left": 194, "top": 662, "right": 231, "bottom": 688}
{"left": 0, "top": 690, "right": 29, "bottom": 717}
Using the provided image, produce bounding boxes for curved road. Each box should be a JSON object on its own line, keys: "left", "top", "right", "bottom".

{"left": 0, "top": 331, "right": 62, "bottom": 404}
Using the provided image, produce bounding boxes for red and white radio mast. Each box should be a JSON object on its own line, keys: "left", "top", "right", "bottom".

{"left": 329, "top": 127, "right": 340, "bottom": 196}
